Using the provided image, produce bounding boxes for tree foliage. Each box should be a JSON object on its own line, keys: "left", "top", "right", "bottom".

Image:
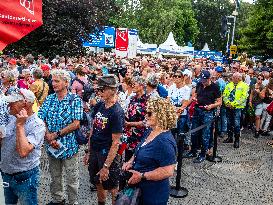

{"left": 111, "top": 0, "right": 199, "bottom": 46}
{"left": 4, "top": 0, "right": 118, "bottom": 57}
{"left": 192, "top": 0, "right": 233, "bottom": 51}
{"left": 239, "top": 0, "right": 273, "bottom": 56}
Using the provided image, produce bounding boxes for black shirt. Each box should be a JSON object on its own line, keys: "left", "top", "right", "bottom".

{"left": 196, "top": 82, "right": 221, "bottom": 106}
{"left": 44, "top": 74, "right": 54, "bottom": 95}
{"left": 90, "top": 101, "right": 125, "bottom": 152}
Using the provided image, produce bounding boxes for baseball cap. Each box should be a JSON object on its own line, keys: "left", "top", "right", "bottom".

{"left": 41, "top": 64, "right": 50, "bottom": 71}
{"left": 200, "top": 70, "right": 211, "bottom": 82}
{"left": 98, "top": 74, "right": 119, "bottom": 88}
{"left": 4, "top": 88, "right": 36, "bottom": 104}
{"left": 215, "top": 66, "right": 223, "bottom": 73}
{"left": 8, "top": 59, "right": 17, "bottom": 65}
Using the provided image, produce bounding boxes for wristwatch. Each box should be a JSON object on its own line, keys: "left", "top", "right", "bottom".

{"left": 141, "top": 172, "right": 147, "bottom": 181}
{"left": 103, "top": 163, "right": 109, "bottom": 169}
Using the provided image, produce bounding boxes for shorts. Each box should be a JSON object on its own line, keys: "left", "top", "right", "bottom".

{"left": 255, "top": 103, "right": 263, "bottom": 116}
{"left": 88, "top": 149, "right": 121, "bottom": 190}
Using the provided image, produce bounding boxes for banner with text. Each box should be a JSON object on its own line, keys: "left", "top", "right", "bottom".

{"left": 0, "top": 0, "right": 43, "bottom": 50}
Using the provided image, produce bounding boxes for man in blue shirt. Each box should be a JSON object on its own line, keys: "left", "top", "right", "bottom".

{"left": 38, "top": 69, "right": 83, "bottom": 205}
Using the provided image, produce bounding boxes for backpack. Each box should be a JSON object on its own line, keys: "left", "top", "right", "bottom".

{"left": 69, "top": 94, "right": 90, "bottom": 145}
{"left": 72, "top": 77, "right": 94, "bottom": 102}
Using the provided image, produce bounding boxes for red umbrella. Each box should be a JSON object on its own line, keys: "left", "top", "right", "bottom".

{"left": 0, "top": 0, "right": 43, "bottom": 50}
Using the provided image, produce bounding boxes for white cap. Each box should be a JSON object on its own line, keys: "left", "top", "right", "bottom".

{"left": 183, "top": 69, "right": 192, "bottom": 78}
{"left": 4, "top": 88, "right": 36, "bottom": 104}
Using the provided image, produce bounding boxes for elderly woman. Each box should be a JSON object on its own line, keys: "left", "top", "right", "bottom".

{"left": 122, "top": 98, "right": 177, "bottom": 205}
{"left": 0, "top": 69, "right": 17, "bottom": 94}
{"left": 30, "top": 68, "right": 49, "bottom": 107}
{"left": 124, "top": 76, "right": 148, "bottom": 161}
{"left": 17, "top": 69, "right": 33, "bottom": 89}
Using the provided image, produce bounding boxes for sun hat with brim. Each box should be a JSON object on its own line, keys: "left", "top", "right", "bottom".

{"left": 4, "top": 88, "right": 35, "bottom": 103}
{"left": 98, "top": 74, "right": 119, "bottom": 88}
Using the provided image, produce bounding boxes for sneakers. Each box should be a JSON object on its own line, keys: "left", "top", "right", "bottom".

{"left": 47, "top": 200, "right": 65, "bottom": 205}
{"left": 193, "top": 155, "right": 206, "bottom": 163}
{"left": 254, "top": 131, "right": 259, "bottom": 138}
{"left": 183, "top": 151, "right": 197, "bottom": 158}
{"left": 261, "top": 131, "right": 270, "bottom": 136}
{"left": 223, "top": 137, "right": 233, "bottom": 143}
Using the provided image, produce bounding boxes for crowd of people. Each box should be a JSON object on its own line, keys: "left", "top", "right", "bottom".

{"left": 0, "top": 53, "right": 273, "bottom": 205}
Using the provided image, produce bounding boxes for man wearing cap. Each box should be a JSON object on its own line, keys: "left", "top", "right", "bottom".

{"left": 38, "top": 69, "right": 83, "bottom": 205}
{"left": 8, "top": 58, "right": 19, "bottom": 79}
{"left": 84, "top": 74, "right": 124, "bottom": 205}
{"left": 0, "top": 88, "right": 45, "bottom": 205}
{"left": 185, "top": 70, "right": 222, "bottom": 163}
{"left": 42, "top": 64, "right": 54, "bottom": 95}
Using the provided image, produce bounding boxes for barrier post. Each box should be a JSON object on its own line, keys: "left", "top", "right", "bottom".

{"left": 207, "top": 115, "right": 222, "bottom": 163}
{"left": 170, "top": 131, "right": 188, "bottom": 198}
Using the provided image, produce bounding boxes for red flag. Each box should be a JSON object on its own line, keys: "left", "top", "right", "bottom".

{"left": 115, "top": 28, "right": 129, "bottom": 51}
{"left": 0, "top": 0, "right": 43, "bottom": 51}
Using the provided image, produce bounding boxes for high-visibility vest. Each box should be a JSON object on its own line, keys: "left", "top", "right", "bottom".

{"left": 223, "top": 81, "right": 249, "bottom": 109}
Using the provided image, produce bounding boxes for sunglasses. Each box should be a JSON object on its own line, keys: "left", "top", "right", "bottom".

{"left": 174, "top": 75, "right": 182, "bottom": 78}
{"left": 146, "top": 111, "right": 153, "bottom": 117}
{"left": 258, "top": 78, "right": 263, "bottom": 80}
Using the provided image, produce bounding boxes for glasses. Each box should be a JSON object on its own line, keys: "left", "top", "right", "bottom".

{"left": 146, "top": 112, "right": 153, "bottom": 117}
{"left": 258, "top": 78, "right": 263, "bottom": 80}
{"left": 174, "top": 75, "right": 182, "bottom": 78}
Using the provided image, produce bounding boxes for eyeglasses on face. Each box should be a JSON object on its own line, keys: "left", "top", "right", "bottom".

{"left": 146, "top": 111, "right": 153, "bottom": 117}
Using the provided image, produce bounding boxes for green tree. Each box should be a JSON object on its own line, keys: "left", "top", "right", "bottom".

{"left": 4, "top": 0, "right": 118, "bottom": 57}
{"left": 192, "top": 0, "right": 233, "bottom": 51}
{"left": 239, "top": 0, "right": 273, "bottom": 55}
{"left": 111, "top": 0, "right": 199, "bottom": 46}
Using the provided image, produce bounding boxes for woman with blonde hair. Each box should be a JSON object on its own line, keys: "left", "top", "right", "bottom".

{"left": 122, "top": 98, "right": 177, "bottom": 205}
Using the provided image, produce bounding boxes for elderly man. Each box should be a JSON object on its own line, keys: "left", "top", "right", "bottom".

{"left": 0, "top": 88, "right": 45, "bottom": 205}
{"left": 84, "top": 75, "right": 125, "bottom": 205}
{"left": 223, "top": 72, "right": 249, "bottom": 148}
{"left": 38, "top": 69, "right": 83, "bottom": 205}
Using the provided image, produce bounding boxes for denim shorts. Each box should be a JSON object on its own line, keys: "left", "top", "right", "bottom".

{"left": 1, "top": 166, "right": 40, "bottom": 205}
{"left": 88, "top": 149, "right": 120, "bottom": 190}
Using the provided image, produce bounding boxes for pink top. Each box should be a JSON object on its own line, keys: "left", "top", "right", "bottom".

{"left": 17, "top": 79, "right": 33, "bottom": 89}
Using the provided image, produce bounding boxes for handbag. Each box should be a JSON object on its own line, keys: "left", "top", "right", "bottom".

{"left": 115, "top": 186, "right": 141, "bottom": 205}
{"left": 266, "top": 101, "right": 273, "bottom": 115}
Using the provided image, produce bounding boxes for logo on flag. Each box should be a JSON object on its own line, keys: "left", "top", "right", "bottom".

{"left": 20, "top": 0, "right": 35, "bottom": 15}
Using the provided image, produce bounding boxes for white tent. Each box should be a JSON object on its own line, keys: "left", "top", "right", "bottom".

{"left": 202, "top": 43, "right": 210, "bottom": 52}
{"left": 159, "top": 32, "right": 180, "bottom": 49}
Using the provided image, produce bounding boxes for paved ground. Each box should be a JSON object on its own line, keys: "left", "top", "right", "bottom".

{"left": 38, "top": 130, "right": 273, "bottom": 205}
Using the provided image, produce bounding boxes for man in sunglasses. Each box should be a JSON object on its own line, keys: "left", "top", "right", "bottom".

{"left": 0, "top": 88, "right": 45, "bottom": 205}
{"left": 85, "top": 74, "right": 125, "bottom": 205}
{"left": 185, "top": 70, "right": 222, "bottom": 163}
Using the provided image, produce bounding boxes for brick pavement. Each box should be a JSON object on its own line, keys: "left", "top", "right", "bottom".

{"left": 39, "top": 131, "right": 273, "bottom": 205}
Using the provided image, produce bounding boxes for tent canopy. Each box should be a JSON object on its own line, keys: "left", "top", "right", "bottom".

{"left": 202, "top": 43, "right": 210, "bottom": 52}
{"left": 159, "top": 32, "right": 179, "bottom": 48}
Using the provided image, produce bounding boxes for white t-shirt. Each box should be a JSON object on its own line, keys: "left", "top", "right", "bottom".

{"left": 263, "top": 79, "right": 269, "bottom": 86}
{"left": 168, "top": 84, "right": 191, "bottom": 115}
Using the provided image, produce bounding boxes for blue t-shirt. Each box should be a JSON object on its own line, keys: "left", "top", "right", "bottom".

{"left": 133, "top": 129, "right": 177, "bottom": 204}
{"left": 91, "top": 101, "right": 125, "bottom": 152}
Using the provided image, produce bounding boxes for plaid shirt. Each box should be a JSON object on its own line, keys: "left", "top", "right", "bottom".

{"left": 38, "top": 92, "right": 83, "bottom": 159}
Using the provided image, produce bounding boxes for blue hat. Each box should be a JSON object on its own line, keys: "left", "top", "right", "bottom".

{"left": 215, "top": 66, "right": 223, "bottom": 73}
{"left": 200, "top": 70, "right": 211, "bottom": 82}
